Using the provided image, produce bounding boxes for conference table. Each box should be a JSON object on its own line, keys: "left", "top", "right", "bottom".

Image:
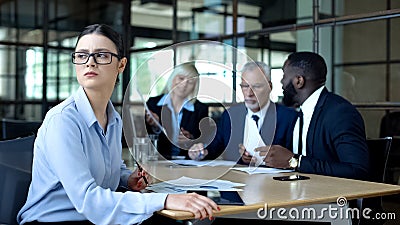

{"left": 138, "top": 160, "right": 400, "bottom": 224}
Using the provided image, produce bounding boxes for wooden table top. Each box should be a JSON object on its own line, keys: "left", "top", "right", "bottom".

{"left": 140, "top": 161, "right": 400, "bottom": 220}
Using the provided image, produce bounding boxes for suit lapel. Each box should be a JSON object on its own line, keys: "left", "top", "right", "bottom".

{"left": 306, "top": 88, "right": 328, "bottom": 157}
{"left": 232, "top": 103, "right": 247, "bottom": 144}
{"left": 260, "top": 102, "right": 276, "bottom": 146}
{"left": 180, "top": 108, "right": 189, "bottom": 130}
{"left": 161, "top": 106, "right": 174, "bottom": 140}
{"left": 222, "top": 103, "right": 247, "bottom": 161}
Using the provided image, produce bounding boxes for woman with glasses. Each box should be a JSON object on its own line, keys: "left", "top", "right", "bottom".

{"left": 145, "top": 63, "right": 209, "bottom": 160}
{"left": 17, "top": 24, "right": 218, "bottom": 225}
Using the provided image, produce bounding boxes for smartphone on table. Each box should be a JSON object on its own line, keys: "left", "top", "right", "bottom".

{"left": 273, "top": 174, "right": 310, "bottom": 181}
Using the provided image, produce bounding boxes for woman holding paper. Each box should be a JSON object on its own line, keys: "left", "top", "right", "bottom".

{"left": 17, "top": 24, "right": 218, "bottom": 225}
{"left": 146, "top": 62, "right": 209, "bottom": 160}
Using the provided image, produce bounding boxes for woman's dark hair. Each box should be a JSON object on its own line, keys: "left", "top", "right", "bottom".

{"left": 76, "top": 24, "right": 125, "bottom": 57}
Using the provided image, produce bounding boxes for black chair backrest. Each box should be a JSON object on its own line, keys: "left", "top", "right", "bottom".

{"left": 0, "top": 134, "right": 35, "bottom": 225}
{"left": 380, "top": 111, "right": 400, "bottom": 137}
{"left": 1, "top": 118, "right": 42, "bottom": 140}
{"left": 366, "top": 137, "right": 392, "bottom": 183}
{"left": 380, "top": 112, "right": 400, "bottom": 185}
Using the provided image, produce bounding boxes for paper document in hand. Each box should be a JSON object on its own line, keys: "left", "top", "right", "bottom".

{"left": 243, "top": 120, "right": 265, "bottom": 166}
{"left": 230, "top": 167, "right": 293, "bottom": 174}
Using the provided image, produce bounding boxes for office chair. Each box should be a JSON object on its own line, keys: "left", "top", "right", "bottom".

{"left": 356, "top": 137, "right": 392, "bottom": 225}
{"left": 390, "top": 137, "right": 400, "bottom": 184}
{"left": 380, "top": 111, "right": 400, "bottom": 138}
{"left": 1, "top": 118, "right": 42, "bottom": 140}
{"left": 0, "top": 134, "right": 35, "bottom": 225}
{"left": 366, "top": 137, "right": 392, "bottom": 183}
{"left": 379, "top": 112, "right": 400, "bottom": 184}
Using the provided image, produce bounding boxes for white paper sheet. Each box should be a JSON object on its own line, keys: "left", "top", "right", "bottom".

{"left": 170, "top": 159, "right": 237, "bottom": 167}
{"left": 146, "top": 176, "right": 245, "bottom": 194}
{"left": 243, "top": 119, "right": 265, "bottom": 166}
{"left": 230, "top": 167, "right": 294, "bottom": 174}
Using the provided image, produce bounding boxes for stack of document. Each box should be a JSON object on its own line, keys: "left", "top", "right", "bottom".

{"left": 230, "top": 167, "right": 293, "bottom": 174}
{"left": 170, "top": 159, "right": 237, "bottom": 167}
{"left": 146, "top": 176, "right": 245, "bottom": 194}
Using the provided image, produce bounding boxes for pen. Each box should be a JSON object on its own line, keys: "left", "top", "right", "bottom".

{"left": 197, "top": 150, "right": 203, "bottom": 161}
{"left": 195, "top": 144, "right": 206, "bottom": 161}
{"left": 135, "top": 160, "right": 149, "bottom": 186}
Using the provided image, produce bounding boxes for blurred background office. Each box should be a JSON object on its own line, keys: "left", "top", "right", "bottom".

{"left": 0, "top": 1, "right": 399, "bottom": 224}
{"left": 0, "top": 0, "right": 399, "bottom": 200}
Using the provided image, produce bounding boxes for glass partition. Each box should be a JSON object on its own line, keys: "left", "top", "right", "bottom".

{"left": 390, "top": 17, "right": 400, "bottom": 60}
{"left": 0, "top": 45, "right": 18, "bottom": 101}
{"left": 337, "top": 0, "right": 388, "bottom": 17}
{"left": 391, "top": 64, "right": 400, "bottom": 102}
{"left": 0, "top": 0, "right": 44, "bottom": 44}
{"left": 335, "top": 65, "right": 387, "bottom": 103}
{"left": 46, "top": 49, "right": 77, "bottom": 100}
{"left": 336, "top": 21, "right": 386, "bottom": 63}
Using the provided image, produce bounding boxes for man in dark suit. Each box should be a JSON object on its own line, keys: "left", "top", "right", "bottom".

{"left": 188, "top": 61, "right": 297, "bottom": 163}
{"left": 258, "top": 52, "right": 369, "bottom": 179}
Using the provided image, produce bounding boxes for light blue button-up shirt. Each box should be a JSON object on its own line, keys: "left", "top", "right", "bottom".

{"left": 17, "top": 87, "right": 167, "bottom": 225}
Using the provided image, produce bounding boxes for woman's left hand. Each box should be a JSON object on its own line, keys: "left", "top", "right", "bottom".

{"left": 127, "top": 168, "right": 152, "bottom": 191}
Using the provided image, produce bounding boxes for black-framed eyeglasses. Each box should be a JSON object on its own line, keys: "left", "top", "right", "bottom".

{"left": 71, "top": 52, "right": 121, "bottom": 65}
{"left": 239, "top": 83, "right": 265, "bottom": 91}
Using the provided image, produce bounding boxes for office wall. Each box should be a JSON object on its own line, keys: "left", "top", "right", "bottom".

{"left": 339, "top": 0, "right": 400, "bottom": 138}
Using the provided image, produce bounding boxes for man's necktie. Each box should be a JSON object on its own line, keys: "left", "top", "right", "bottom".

{"left": 252, "top": 115, "right": 260, "bottom": 128}
{"left": 298, "top": 109, "right": 304, "bottom": 155}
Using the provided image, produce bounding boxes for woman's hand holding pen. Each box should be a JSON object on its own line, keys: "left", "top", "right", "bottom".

{"left": 128, "top": 168, "right": 152, "bottom": 191}
{"left": 188, "top": 143, "right": 208, "bottom": 161}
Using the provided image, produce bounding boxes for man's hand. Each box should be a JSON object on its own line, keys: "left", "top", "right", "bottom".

{"left": 164, "top": 193, "right": 220, "bottom": 220}
{"left": 188, "top": 143, "right": 208, "bottom": 161}
{"left": 256, "top": 145, "right": 294, "bottom": 168}
{"left": 239, "top": 144, "right": 255, "bottom": 165}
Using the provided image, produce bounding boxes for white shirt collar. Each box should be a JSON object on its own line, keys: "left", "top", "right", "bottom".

{"left": 246, "top": 101, "right": 270, "bottom": 127}
{"left": 300, "top": 86, "right": 324, "bottom": 117}
{"left": 75, "top": 86, "right": 119, "bottom": 128}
